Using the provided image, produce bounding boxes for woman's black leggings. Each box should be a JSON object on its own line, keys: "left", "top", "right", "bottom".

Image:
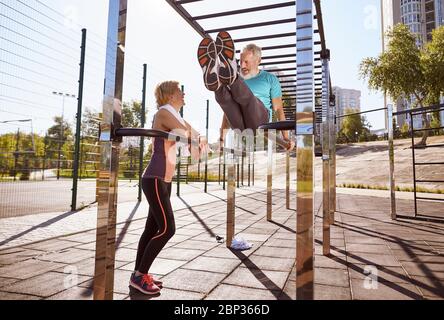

{"left": 135, "top": 178, "right": 176, "bottom": 274}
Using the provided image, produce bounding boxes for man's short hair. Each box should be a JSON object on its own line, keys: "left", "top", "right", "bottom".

{"left": 242, "top": 44, "right": 262, "bottom": 61}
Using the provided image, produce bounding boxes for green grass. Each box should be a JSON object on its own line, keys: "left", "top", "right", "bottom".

{"left": 338, "top": 183, "right": 444, "bottom": 194}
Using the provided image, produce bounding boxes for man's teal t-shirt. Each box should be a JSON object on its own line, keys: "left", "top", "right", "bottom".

{"left": 244, "top": 70, "right": 282, "bottom": 119}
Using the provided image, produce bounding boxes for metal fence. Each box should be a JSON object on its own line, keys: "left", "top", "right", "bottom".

{"left": 0, "top": 0, "right": 152, "bottom": 218}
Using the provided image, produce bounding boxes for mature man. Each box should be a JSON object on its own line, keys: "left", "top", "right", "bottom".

{"left": 197, "top": 31, "right": 293, "bottom": 150}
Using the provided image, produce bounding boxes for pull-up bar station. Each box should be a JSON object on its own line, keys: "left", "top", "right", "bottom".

{"left": 93, "top": 0, "right": 336, "bottom": 301}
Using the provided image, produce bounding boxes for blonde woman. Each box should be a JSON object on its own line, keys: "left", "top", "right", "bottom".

{"left": 130, "top": 81, "right": 205, "bottom": 295}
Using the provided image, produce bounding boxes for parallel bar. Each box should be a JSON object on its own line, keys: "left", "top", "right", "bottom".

{"left": 415, "top": 162, "right": 444, "bottom": 165}
{"left": 194, "top": 2, "right": 295, "bottom": 20}
{"left": 416, "top": 180, "right": 444, "bottom": 183}
{"left": 267, "top": 132, "right": 274, "bottom": 221}
{"left": 165, "top": 0, "right": 207, "bottom": 38}
{"left": 410, "top": 114, "right": 418, "bottom": 217}
{"left": 414, "top": 143, "right": 444, "bottom": 149}
{"left": 388, "top": 104, "right": 397, "bottom": 220}
{"left": 138, "top": 63, "right": 147, "bottom": 202}
{"left": 206, "top": 18, "right": 296, "bottom": 34}
{"left": 322, "top": 55, "right": 330, "bottom": 255}
{"left": 262, "top": 54, "right": 297, "bottom": 61}
{"left": 276, "top": 73, "right": 297, "bottom": 78}
{"left": 286, "top": 151, "right": 290, "bottom": 210}
{"left": 94, "top": 0, "right": 127, "bottom": 301}
{"left": 336, "top": 107, "right": 387, "bottom": 119}
{"left": 413, "top": 126, "right": 444, "bottom": 133}
{"left": 204, "top": 99, "right": 209, "bottom": 193}
{"left": 416, "top": 197, "right": 444, "bottom": 202}
{"left": 237, "top": 44, "right": 296, "bottom": 54}
{"left": 393, "top": 104, "right": 444, "bottom": 116}
{"left": 261, "top": 60, "right": 296, "bottom": 66}
{"left": 226, "top": 154, "right": 236, "bottom": 248}
{"left": 295, "top": 0, "right": 314, "bottom": 300}
{"left": 176, "top": 0, "right": 203, "bottom": 4}
{"left": 235, "top": 32, "right": 296, "bottom": 44}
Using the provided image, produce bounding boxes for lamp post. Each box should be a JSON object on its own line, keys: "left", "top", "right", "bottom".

{"left": 52, "top": 92, "right": 76, "bottom": 180}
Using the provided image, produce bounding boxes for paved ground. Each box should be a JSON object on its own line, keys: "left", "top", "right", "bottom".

{"left": 0, "top": 186, "right": 443, "bottom": 300}
{"left": 0, "top": 179, "right": 143, "bottom": 219}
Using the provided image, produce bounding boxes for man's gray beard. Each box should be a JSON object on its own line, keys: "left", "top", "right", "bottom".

{"left": 240, "top": 71, "right": 258, "bottom": 80}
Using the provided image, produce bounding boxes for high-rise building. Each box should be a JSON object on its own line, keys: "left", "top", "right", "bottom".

{"left": 381, "top": 0, "right": 444, "bottom": 128}
{"left": 332, "top": 87, "right": 361, "bottom": 131}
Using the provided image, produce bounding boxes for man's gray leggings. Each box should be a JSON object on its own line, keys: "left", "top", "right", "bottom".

{"left": 215, "top": 78, "right": 269, "bottom": 131}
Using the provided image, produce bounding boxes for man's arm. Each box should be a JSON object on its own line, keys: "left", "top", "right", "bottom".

{"left": 272, "top": 97, "right": 289, "bottom": 140}
{"left": 272, "top": 97, "right": 295, "bottom": 151}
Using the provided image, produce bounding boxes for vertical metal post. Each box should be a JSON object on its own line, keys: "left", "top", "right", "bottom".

{"left": 198, "top": 136, "right": 201, "bottom": 181}
{"left": 237, "top": 163, "right": 240, "bottom": 188}
{"left": 252, "top": 141, "right": 255, "bottom": 186}
{"left": 248, "top": 151, "right": 251, "bottom": 187}
{"left": 223, "top": 144, "right": 226, "bottom": 191}
{"left": 93, "top": 0, "right": 127, "bottom": 301}
{"left": 296, "top": 0, "right": 315, "bottom": 300}
{"left": 322, "top": 54, "right": 331, "bottom": 255}
{"left": 387, "top": 104, "right": 397, "bottom": 219}
{"left": 226, "top": 146, "right": 236, "bottom": 248}
{"left": 410, "top": 112, "right": 418, "bottom": 217}
{"left": 241, "top": 147, "right": 244, "bottom": 186}
{"left": 177, "top": 86, "right": 184, "bottom": 196}
{"left": 325, "top": 58, "right": 335, "bottom": 225}
{"left": 218, "top": 152, "right": 221, "bottom": 185}
{"left": 331, "top": 98, "right": 337, "bottom": 218}
{"left": 71, "top": 29, "right": 87, "bottom": 212}
{"left": 286, "top": 151, "right": 290, "bottom": 209}
{"left": 204, "top": 100, "right": 209, "bottom": 193}
{"left": 267, "top": 131, "right": 274, "bottom": 221}
{"left": 138, "top": 64, "right": 147, "bottom": 202}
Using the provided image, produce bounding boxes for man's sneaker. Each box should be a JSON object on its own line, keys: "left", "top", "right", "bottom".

{"left": 130, "top": 272, "right": 163, "bottom": 288}
{"left": 198, "top": 37, "right": 220, "bottom": 91}
{"left": 215, "top": 31, "right": 238, "bottom": 86}
{"left": 129, "top": 273, "right": 160, "bottom": 295}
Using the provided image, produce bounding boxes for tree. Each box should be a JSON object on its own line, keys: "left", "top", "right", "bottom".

{"left": 338, "top": 108, "right": 372, "bottom": 143}
{"left": 46, "top": 116, "right": 73, "bottom": 174}
{"left": 360, "top": 24, "right": 444, "bottom": 146}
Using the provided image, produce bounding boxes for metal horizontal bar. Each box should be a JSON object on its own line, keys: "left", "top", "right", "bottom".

{"left": 234, "top": 32, "right": 296, "bottom": 44}
{"left": 193, "top": 2, "right": 295, "bottom": 20}
{"left": 262, "top": 53, "right": 297, "bottom": 61}
{"left": 165, "top": 0, "right": 207, "bottom": 38}
{"left": 415, "top": 180, "right": 444, "bottom": 183}
{"left": 413, "top": 143, "right": 444, "bottom": 149}
{"left": 261, "top": 60, "right": 296, "bottom": 66}
{"left": 336, "top": 107, "right": 387, "bottom": 119}
{"left": 415, "top": 162, "right": 444, "bottom": 166}
{"left": 176, "top": 0, "right": 203, "bottom": 4}
{"left": 265, "top": 67, "right": 296, "bottom": 73}
{"left": 206, "top": 18, "right": 296, "bottom": 34}
{"left": 275, "top": 74, "right": 297, "bottom": 78}
{"left": 413, "top": 126, "right": 444, "bottom": 133}
{"left": 393, "top": 103, "right": 444, "bottom": 116}
{"left": 237, "top": 44, "right": 296, "bottom": 54}
{"left": 416, "top": 197, "right": 444, "bottom": 202}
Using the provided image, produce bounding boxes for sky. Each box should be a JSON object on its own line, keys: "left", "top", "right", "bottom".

{"left": 0, "top": 0, "right": 387, "bottom": 145}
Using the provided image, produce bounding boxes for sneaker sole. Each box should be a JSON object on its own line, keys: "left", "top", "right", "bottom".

{"left": 129, "top": 281, "right": 160, "bottom": 296}
{"left": 216, "top": 31, "right": 236, "bottom": 86}
{"left": 198, "top": 38, "right": 220, "bottom": 91}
